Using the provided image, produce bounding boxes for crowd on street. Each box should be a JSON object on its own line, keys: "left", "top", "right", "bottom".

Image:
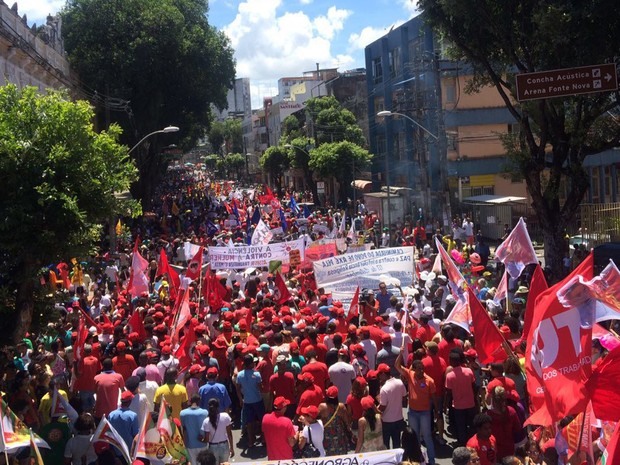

{"left": 0, "top": 164, "right": 616, "bottom": 465}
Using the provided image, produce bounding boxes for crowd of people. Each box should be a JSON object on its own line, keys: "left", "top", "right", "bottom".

{"left": 0, "top": 164, "right": 614, "bottom": 465}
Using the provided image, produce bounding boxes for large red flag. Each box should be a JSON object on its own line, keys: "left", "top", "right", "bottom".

{"left": 521, "top": 264, "right": 548, "bottom": 342}
{"left": 525, "top": 254, "right": 594, "bottom": 426}
{"left": 347, "top": 286, "right": 360, "bottom": 319}
{"left": 468, "top": 287, "right": 507, "bottom": 364}
{"left": 128, "top": 308, "right": 147, "bottom": 341}
{"left": 273, "top": 273, "right": 292, "bottom": 304}
{"left": 175, "top": 325, "right": 197, "bottom": 373}
{"left": 171, "top": 288, "right": 191, "bottom": 345}
{"left": 185, "top": 247, "right": 204, "bottom": 281}
{"left": 435, "top": 238, "right": 465, "bottom": 293}
{"left": 202, "top": 267, "right": 226, "bottom": 311}
{"left": 74, "top": 318, "right": 89, "bottom": 361}
{"left": 444, "top": 293, "right": 471, "bottom": 333}
{"left": 157, "top": 249, "right": 180, "bottom": 299}
{"left": 128, "top": 240, "right": 150, "bottom": 297}
{"left": 586, "top": 345, "right": 620, "bottom": 422}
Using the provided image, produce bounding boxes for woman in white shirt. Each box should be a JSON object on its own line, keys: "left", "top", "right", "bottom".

{"left": 201, "top": 398, "right": 234, "bottom": 465}
{"left": 298, "top": 405, "right": 326, "bottom": 457}
{"left": 63, "top": 413, "right": 97, "bottom": 465}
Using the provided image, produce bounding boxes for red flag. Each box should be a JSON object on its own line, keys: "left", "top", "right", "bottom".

{"left": 171, "top": 288, "right": 191, "bottom": 345}
{"left": 493, "top": 270, "right": 508, "bottom": 304}
{"left": 435, "top": 238, "right": 465, "bottom": 293}
{"left": 525, "top": 254, "right": 594, "bottom": 426}
{"left": 494, "top": 217, "right": 538, "bottom": 278}
{"left": 185, "top": 246, "right": 204, "bottom": 281}
{"left": 128, "top": 239, "right": 150, "bottom": 297}
{"left": 468, "top": 287, "right": 508, "bottom": 364}
{"left": 586, "top": 345, "right": 620, "bottom": 422}
{"left": 273, "top": 273, "right": 292, "bottom": 305}
{"left": 157, "top": 249, "right": 180, "bottom": 298}
{"left": 128, "top": 308, "right": 147, "bottom": 341}
{"left": 558, "top": 261, "right": 620, "bottom": 317}
{"left": 57, "top": 262, "right": 71, "bottom": 289}
{"left": 521, "top": 264, "right": 548, "bottom": 342}
{"left": 202, "top": 267, "right": 226, "bottom": 311}
{"left": 175, "top": 325, "right": 197, "bottom": 373}
{"left": 74, "top": 317, "right": 89, "bottom": 361}
{"left": 78, "top": 307, "right": 98, "bottom": 330}
{"left": 444, "top": 293, "right": 471, "bottom": 333}
{"left": 347, "top": 286, "right": 360, "bottom": 319}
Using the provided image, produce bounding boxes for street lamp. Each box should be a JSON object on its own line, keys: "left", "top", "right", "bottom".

{"left": 376, "top": 110, "right": 438, "bottom": 140}
{"left": 128, "top": 125, "right": 180, "bottom": 155}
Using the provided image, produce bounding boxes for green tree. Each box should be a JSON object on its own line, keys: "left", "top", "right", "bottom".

{"left": 260, "top": 146, "right": 290, "bottom": 191}
{"left": 203, "top": 154, "right": 219, "bottom": 171}
{"left": 62, "top": 0, "right": 235, "bottom": 208}
{"left": 286, "top": 137, "right": 318, "bottom": 200}
{"left": 420, "top": 0, "right": 620, "bottom": 280}
{"left": 216, "top": 153, "right": 246, "bottom": 180}
{"left": 0, "top": 85, "right": 138, "bottom": 341}
{"left": 208, "top": 122, "right": 226, "bottom": 155}
{"left": 281, "top": 115, "right": 304, "bottom": 142}
{"left": 208, "top": 120, "right": 243, "bottom": 156}
{"left": 309, "top": 141, "right": 372, "bottom": 205}
{"left": 305, "top": 96, "right": 365, "bottom": 146}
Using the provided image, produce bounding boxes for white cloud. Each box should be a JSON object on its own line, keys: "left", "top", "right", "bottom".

{"left": 17, "top": 0, "right": 65, "bottom": 25}
{"left": 299, "top": 0, "right": 313, "bottom": 4}
{"left": 400, "top": 0, "right": 420, "bottom": 16}
{"left": 224, "top": 0, "right": 354, "bottom": 108}
{"left": 347, "top": 18, "right": 407, "bottom": 52}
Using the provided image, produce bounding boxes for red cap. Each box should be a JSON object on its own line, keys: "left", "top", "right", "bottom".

{"left": 222, "top": 321, "right": 233, "bottom": 332}
{"left": 190, "top": 364, "right": 206, "bottom": 375}
{"left": 300, "top": 405, "right": 319, "bottom": 419}
{"left": 464, "top": 348, "right": 477, "bottom": 358}
{"left": 197, "top": 344, "right": 210, "bottom": 355}
{"left": 338, "top": 348, "right": 349, "bottom": 356}
{"left": 375, "top": 316, "right": 384, "bottom": 325}
{"left": 289, "top": 341, "right": 299, "bottom": 351}
{"left": 298, "top": 372, "right": 315, "bottom": 383}
{"left": 381, "top": 333, "right": 392, "bottom": 343}
{"left": 121, "top": 390, "right": 135, "bottom": 402}
{"left": 207, "top": 367, "right": 219, "bottom": 376}
{"left": 361, "top": 395, "right": 375, "bottom": 410}
{"left": 377, "top": 363, "right": 391, "bottom": 375}
{"left": 116, "top": 341, "right": 127, "bottom": 350}
{"left": 326, "top": 385, "right": 339, "bottom": 399}
{"left": 355, "top": 376, "right": 368, "bottom": 386}
{"left": 161, "top": 345, "right": 172, "bottom": 355}
{"left": 273, "top": 396, "right": 290, "bottom": 410}
{"left": 366, "top": 369, "right": 378, "bottom": 380}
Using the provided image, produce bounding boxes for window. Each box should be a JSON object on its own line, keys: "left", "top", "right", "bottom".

{"left": 374, "top": 96, "right": 385, "bottom": 114}
{"left": 389, "top": 47, "right": 401, "bottom": 78}
{"left": 372, "top": 57, "right": 383, "bottom": 84}
{"left": 591, "top": 167, "right": 600, "bottom": 203}
{"left": 445, "top": 78, "right": 456, "bottom": 103}
{"left": 376, "top": 134, "right": 387, "bottom": 156}
{"left": 408, "top": 38, "right": 422, "bottom": 61}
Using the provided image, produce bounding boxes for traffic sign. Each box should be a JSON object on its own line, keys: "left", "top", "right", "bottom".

{"left": 515, "top": 63, "right": 617, "bottom": 101}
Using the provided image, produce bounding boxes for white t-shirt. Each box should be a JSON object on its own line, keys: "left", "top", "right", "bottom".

{"left": 303, "top": 421, "right": 326, "bottom": 457}
{"left": 104, "top": 265, "right": 118, "bottom": 282}
{"left": 201, "top": 412, "right": 232, "bottom": 443}
{"left": 328, "top": 361, "right": 356, "bottom": 403}
{"left": 64, "top": 434, "right": 97, "bottom": 465}
{"left": 360, "top": 339, "right": 377, "bottom": 370}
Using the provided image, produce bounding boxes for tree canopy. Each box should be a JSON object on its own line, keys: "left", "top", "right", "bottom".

{"left": 62, "top": 0, "right": 236, "bottom": 205}
{"left": 0, "top": 85, "right": 138, "bottom": 341}
{"left": 216, "top": 153, "right": 246, "bottom": 180}
{"left": 260, "top": 146, "right": 290, "bottom": 190}
{"left": 419, "top": 0, "right": 620, "bottom": 279}
{"left": 305, "top": 96, "right": 366, "bottom": 146}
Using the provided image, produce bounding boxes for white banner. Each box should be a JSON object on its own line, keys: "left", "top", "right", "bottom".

{"left": 234, "top": 448, "right": 403, "bottom": 465}
{"left": 313, "top": 247, "right": 415, "bottom": 305}
{"left": 208, "top": 238, "right": 305, "bottom": 270}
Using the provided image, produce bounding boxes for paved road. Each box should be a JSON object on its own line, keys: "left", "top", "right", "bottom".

{"left": 227, "top": 408, "right": 456, "bottom": 465}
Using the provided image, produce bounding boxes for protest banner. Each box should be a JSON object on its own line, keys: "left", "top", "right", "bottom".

{"left": 209, "top": 238, "right": 305, "bottom": 270}
{"left": 234, "top": 448, "right": 403, "bottom": 465}
{"left": 313, "top": 247, "right": 415, "bottom": 306}
{"left": 304, "top": 242, "right": 338, "bottom": 265}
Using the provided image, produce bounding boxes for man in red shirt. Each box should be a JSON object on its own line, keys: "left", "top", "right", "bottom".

{"left": 485, "top": 363, "right": 516, "bottom": 405}
{"left": 445, "top": 351, "right": 477, "bottom": 446}
{"left": 112, "top": 341, "right": 137, "bottom": 381}
{"left": 437, "top": 326, "right": 463, "bottom": 364}
{"left": 487, "top": 386, "right": 522, "bottom": 461}
{"left": 416, "top": 314, "right": 437, "bottom": 344}
{"left": 466, "top": 413, "right": 497, "bottom": 465}
{"left": 300, "top": 350, "right": 329, "bottom": 391}
{"left": 296, "top": 372, "right": 324, "bottom": 416}
{"left": 422, "top": 341, "right": 447, "bottom": 444}
{"left": 256, "top": 344, "right": 274, "bottom": 412}
{"left": 262, "top": 396, "right": 297, "bottom": 460}
{"left": 94, "top": 358, "right": 125, "bottom": 420}
{"left": 269, "top": 356, "right": 296, "bottom": 419}
{"left": 74, "top": 344, "right": 101, "bottom": 412}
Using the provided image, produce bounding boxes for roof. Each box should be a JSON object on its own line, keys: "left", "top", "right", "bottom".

{"left": 352, "top": 180, "right": 372, "bottom": 191}
{"left": 462, "top": 195, "right": 527, "bottom": 204}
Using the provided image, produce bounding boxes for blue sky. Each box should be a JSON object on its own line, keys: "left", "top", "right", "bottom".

{"left": 25, "top": 0, "right": 419, "bottom": 108}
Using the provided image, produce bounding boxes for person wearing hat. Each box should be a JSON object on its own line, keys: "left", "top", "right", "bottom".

{"left": 269, "top": 355, "right": 297, "bottom": 419}
{"left": 377, "top": 362, "right": 407, "bottom": 449}
{"left": 181, "top": 394, "right": 209, "bottom": 465}
{"left": 319, "top": 386, "right": 351, "bottom": 456}
{"left": 235, "top": 354, "right": 264, "bottom": 450}
{"left": 298, "top": 405, "right": 326, "bottom": 457}
{"left": 157, "top": 344, "right": 180, "bottom": 381}
{"left": 395, "top": 347, "right": 437, "bottom": 465}
{"left": 256, "top": 344, "right": 274, "bottom": 412}
{"left": 355, "top": 395, "right": 385, "bottom": 453}
{"left": 74, "top": 343, "right": 101, "bottom": 412}
{"left": 185, "top": 363, "right": 207, "bottom": 399}
{"left": 296, "top": 372, "right": 324, "bottom": 416}
{"left": 262, "top": 396, "right": 297, "bottom": 460}
{"left": 113, "top": 341, "right": 138, "bottom": 381}
{"left": 199, "top": 367, "right": 232, "bottom": 413}
{"left": 328, "top": 348, "right": 356, "bottom": 403}
{"left": 376, "top": 333, "right": 400, "bottom": 378}
{"left": 108, "top": 389, "right": 140, "bottom": 453}
{"left": 125, "top": 375, "right": 149, "bottom": 427}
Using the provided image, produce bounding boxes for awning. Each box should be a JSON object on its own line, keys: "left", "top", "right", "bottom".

{"left": 381, "top": 186, "right": 413, "bottom": 195}
{"left": 351, "top": 179, "right": 372, "bottom": 192}
{"left": 463, "top": 195, "right": 527, "bottom": 204}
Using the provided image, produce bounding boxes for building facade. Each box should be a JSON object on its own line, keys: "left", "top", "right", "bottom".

{"left": 213, "top": 77, "right": 252, "bottom": 121}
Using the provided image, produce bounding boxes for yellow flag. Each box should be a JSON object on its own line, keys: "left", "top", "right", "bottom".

{"left": 115, "top": 219, "right": 122, "bottom": 236}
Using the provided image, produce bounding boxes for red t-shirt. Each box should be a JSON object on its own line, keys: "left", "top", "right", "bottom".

{"left": 416, "top": 324, "right": 436, "bottom": 344}
{"left": 74, "top": 356, "right": 101, "bottom": 392}
{"left": 445, "top": 366, "right": 476, "bottom": 409}
{"left": 488, "top": 407, "right": 521, "bottom": 460}
{"left": 296, "top": 384, "right": 324, "bottom": 414}
{"left": 256, "top": 358, "right": 274, "bottom": 393}
{"left": 269, "top": 372, "right": 296, "bottom": 403}
{"left": 94, "top": 371, "right": 125, "bottom": 418}
{"left": 346, "top": 394, "right": 363, "bottom": 422}
{"left": 486, "top": 376, "right": 517, "bottom": 396}
{"left": 262, "top": 412, "right": 296, "bottom": 460}
{"left": 437, "top": 339, "right": 464, "bottom": 364}
{"left": 422, "top": 354, "right": 447, "bottom": 396}
{"left": 466, "top": 434, "right": 497, "bottom": 465}
{"left": 301, "top": 362, "right": 329, "bottom": 391}
{"left": 112, "top": 354, "right": 137, "bottom": 381}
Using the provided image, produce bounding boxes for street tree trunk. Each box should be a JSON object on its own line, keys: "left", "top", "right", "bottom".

{"left": 13, "top": 266, "right": 36, "bottom": 343}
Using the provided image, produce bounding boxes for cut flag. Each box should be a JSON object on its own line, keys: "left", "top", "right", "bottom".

{"left": 185, "top": 246, "right": 204, "bottom": 281}
{"left": 128, "top": 308, "right": 147, "bottom": 342}
{"left": 494, "top": 217, "right": 538, "bottom": 279}
{"left": 0, "top": 399, "right": 49, "bottom": 452}
{"left": 171, "top": 287, "right": 191, "bottom": 345}
{"left": 251, "top": 219, "right": 273, "bottom": 245}
{"left": 586, "top": 345, "right": 620, "bottom": 422}
{"left": 468, "top": 288, "right": 507, "bottom": 364}
{"left": 157, "top": 399, "right": 190, "bottom": 463}
{"left": 493, "top": 270, "right": 508, "bottom": 305}
{"left": 157, "top": 249, "right": 180, "bottom": 299}
{"left": 347, "top": 286, "right": 360, "bottom": 319}
{"left": 134, "top": 411, "right": 172, "bottom": 465}
{"left": 435, "top": 238, "right": 466, "bottom": 294}
{"left": 273, "top": 273, "right": 292, "bottom": 304}
{"left": 92, "top": 415, "right": 132, "bottom": 464}
{"left": 521, "top": 264, "right": 548, "bottom": 342}
{"left": 29, "top": 429, "right": 44, "bottom": 465}
{"left": 128, "top": 239, "right": 150, "bottom": 297}
{"left": 601, "top": 420, "right": 620, "bottom": 465}
{"left": 444, "top": 292, "right": 471, "bottom": 333}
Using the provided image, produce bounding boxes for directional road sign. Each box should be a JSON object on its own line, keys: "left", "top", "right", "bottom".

{"left": 515, "top": 63, "right": 617, "bottom": 101}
